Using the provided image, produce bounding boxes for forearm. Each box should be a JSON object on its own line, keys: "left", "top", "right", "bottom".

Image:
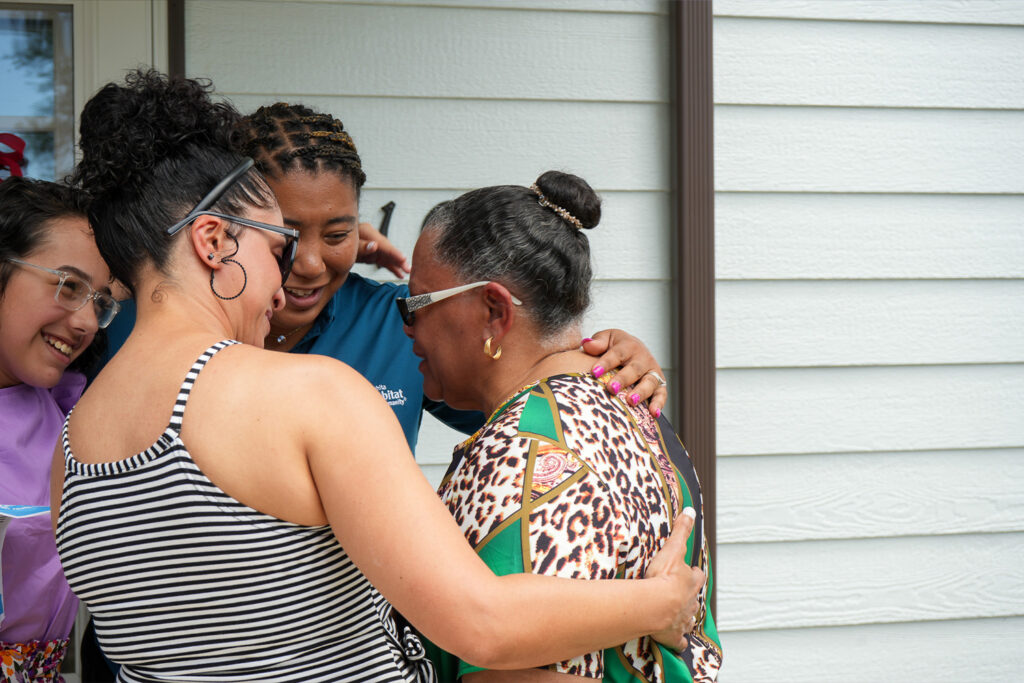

{"left": 452, "top": 572, "right": 673, "bottom": 670}
{"left": 307, "top": 374, "right": 677, "bottom": 670}
{"left": 466, "top": 669, "right": 574, "bottom": 682}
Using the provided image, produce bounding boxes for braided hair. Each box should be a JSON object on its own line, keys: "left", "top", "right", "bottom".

{"left": 236, "top": 103, "right": 366, "bottom": 196}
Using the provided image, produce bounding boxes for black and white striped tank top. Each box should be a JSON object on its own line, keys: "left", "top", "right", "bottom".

{"left": 56, "top": 341, "right": 435, "bottom": 683}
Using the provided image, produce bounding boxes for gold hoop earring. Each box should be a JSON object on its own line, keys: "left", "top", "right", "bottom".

{"left": 484, "top": 337, "right": 502, "bottom": 360}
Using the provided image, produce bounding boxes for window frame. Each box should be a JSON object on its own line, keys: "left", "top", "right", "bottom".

{"left": 0, "top": 1, "right": 74, "bottom": 180}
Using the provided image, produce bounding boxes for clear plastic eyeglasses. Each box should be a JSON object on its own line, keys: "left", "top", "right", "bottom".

{"left": 395, "top": 281, "right": 522, "bottom": 326}
{"left": 5, "top": 258, "right": 121, "bottom": 328}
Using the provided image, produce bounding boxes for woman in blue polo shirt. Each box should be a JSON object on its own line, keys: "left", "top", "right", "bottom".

{"left": 104, "top": 102, "right": 669, "bottom": 449}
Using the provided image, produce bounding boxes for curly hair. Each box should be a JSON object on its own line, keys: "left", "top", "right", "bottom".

{"left": 235, "top": 102, "right": 366, "bottom": 196}
{"left": 423, "top": 170, "right": 600, "bottom": 336}
{"left": 70, "top": 68, "right": 275, "bottom": 294}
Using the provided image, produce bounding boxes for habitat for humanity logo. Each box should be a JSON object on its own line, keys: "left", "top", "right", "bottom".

{"left": 376, "top": 384, "right": 407, "bottom": 406}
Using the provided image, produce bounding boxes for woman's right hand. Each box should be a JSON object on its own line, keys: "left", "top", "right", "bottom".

{"left": 357, "top": 221, "right": 410, "bottom": 278}
{"left": 645, "top": 508, "right": 705, "bottom": 650}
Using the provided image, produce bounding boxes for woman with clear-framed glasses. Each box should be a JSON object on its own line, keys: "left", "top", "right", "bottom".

{"left": 0, "top": 175, "right": 118, "bottom": 681}
{"left": 55, "top": 69, "right": 703, "bottom": 682}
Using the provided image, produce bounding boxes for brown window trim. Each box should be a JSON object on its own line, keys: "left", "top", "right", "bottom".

{"left": 672, "top": 0, "right": 716, "bottom": 612}
{"left": 168, "top": 0, "right": 185, "bottom": 78}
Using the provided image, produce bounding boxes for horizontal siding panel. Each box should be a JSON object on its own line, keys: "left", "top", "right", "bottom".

{"left": 716, "top": 533, "right": 1024, "bottom": 630}
{"left": 277, "top": 0, "right": 668, "bottom": 13}
{"left": 586, "top": 280, "right": 672, "bottom": 365}
{"left": 716, "top": 193, "right": 1024, "bottom": 280}
{"left": 716, "top": 17, "right": 1024, "bottom": 108}
{"left": 718, "top": 449, "right": 1024, "bottom": 543}
{"left": 716, "top": 105, "right": 1024, "bottom": 193}
{"left": 352, "top": 189, "right": 671, "bottom": 282}
{"left": 416, "top": 415, "right": 467, "bottom": 469}
{"left": 229, "top": 95, "right": 670, "bottom": 192}
{"left": 717, "top": 364, "right": 1024, "bottom": 455}
{"left": 717, "top": 280, "right": 1024, "bottom": 367}
{"left": 714, "top": 0, "right": 1024, "bottom": 25}
{"left": 718, "top": 617, "right": 1024, "bottom": 683}
{"left": 188, "top": 1, "right": 667, "bottom": 101}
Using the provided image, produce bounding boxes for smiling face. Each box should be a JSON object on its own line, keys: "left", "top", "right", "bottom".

{"left": 264, "top": 170, "right": 359, "bottom": 341}
{"left": 0, "top": 215, "right": 112, "bottom": 388}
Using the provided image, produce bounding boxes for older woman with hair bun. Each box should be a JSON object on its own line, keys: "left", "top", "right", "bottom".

{"left": 403, "top": 171, "right": 723, "bottom": 682}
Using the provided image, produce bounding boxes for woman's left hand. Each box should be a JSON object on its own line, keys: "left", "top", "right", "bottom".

{"left": 357, "top": 221, "right": 410, "bottom": 278}
{"left": 645, "top": 509, "right": 704, "bottom": 651}
{"left": 582, "top": 329, "right": 668, "bottom": 417}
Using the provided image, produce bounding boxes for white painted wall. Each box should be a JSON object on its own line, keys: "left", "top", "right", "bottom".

{"left": 184, "top": 0, "right": 675, "bottom": 483}
{"left": 713, "top": 1, "right": 1024, "bottom": 680}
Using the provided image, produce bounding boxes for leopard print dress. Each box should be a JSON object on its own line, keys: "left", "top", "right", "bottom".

{"left": 433, "top": 372, "right": 722, "bottom": 682}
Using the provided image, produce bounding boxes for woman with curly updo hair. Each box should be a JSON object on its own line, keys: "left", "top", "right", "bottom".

{"left": 102, "top": 99, "right": 674, "bottom": 449}
{"left": 53, "top": 69, "right": 703, "bottom": 682}
{"left": 102, "top": 97, "right": 673, "bottom": 450}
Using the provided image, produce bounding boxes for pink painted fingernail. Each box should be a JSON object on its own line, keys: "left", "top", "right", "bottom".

{"left": 629, "top": 393, "right": 640, "bottom": 405}
{"left": 652, "top": 407, "right": 661, "bottom": 418}
{"left": 582, "top": 337, "right": 594, "bottom": 344}
{"left": 610, "top": 380, "right": 621, "bottom": 393}
{"left": 592, "top": 365, "right": 605, "bottom": 378}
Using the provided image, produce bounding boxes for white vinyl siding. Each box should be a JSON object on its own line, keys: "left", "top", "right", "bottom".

{"left": 185, "top": 0, "right": 674, "bottom": 482}
{"left": 713, "top": 1, "right": 1024, "bottom": 681}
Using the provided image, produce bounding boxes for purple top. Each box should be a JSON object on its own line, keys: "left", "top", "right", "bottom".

{"left": 0, "top": 371, "right": 84, "bottom": 644}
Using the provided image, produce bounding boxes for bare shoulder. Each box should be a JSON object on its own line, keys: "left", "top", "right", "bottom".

{"left": 217, "top": 346, "right": 390, "bottom": 427}
{"left": 230, "top": 347, "right": 378, "bottom": 399}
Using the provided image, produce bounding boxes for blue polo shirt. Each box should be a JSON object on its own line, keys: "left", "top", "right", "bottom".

{"left": 101, "top": 273, "right": 482, "bottom": 450}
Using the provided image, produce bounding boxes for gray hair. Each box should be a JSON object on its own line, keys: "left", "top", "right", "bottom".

{"left": 421, "top": 170, "right": 601, "bottom": 337}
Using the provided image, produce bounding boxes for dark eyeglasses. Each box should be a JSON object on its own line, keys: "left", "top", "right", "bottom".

{"left": 395, "top": 281, "right": 522, "bottom": 327}
{"left": 173, "top": 210, "right": 298, "bottom": 283}
{"left": 165, "top": 158, "right": 299, "bottom": 283}
{"left": 6, "top": 258, "right": 121, "bottom": 328}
